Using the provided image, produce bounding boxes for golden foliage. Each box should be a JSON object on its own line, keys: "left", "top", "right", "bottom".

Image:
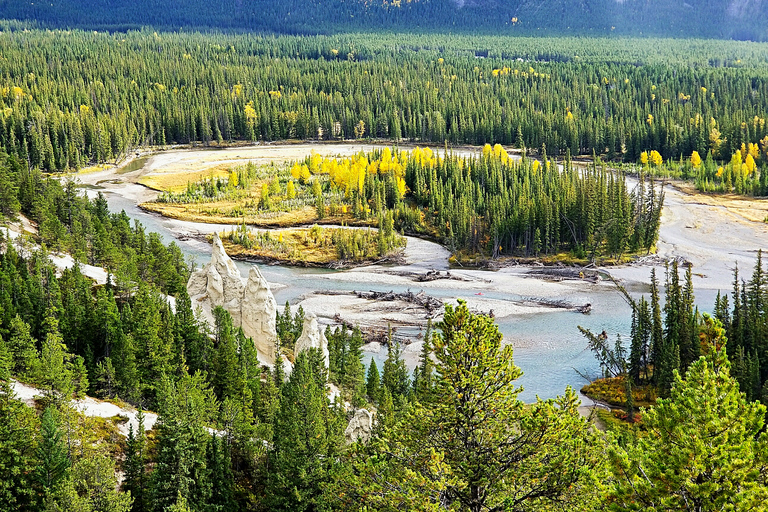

{"left": 691, "top": 151, "right": 702, "bottom": 168}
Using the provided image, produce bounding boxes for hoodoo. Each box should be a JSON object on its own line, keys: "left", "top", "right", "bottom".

{"left": 294, "top": 313, "right": 330, "bottom": 369}
{"left": 187, "top": 233, "right": 277, "bottom": 363}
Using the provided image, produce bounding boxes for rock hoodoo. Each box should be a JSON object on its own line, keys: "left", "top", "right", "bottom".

{"left": 344, "top": 409, "right": 374, "bottom": 444}
{"left": 294, "top": 313, "right": 330, "bottom": 368}
{"left": 187, "top": 233, "right": 277, "bottom": 363}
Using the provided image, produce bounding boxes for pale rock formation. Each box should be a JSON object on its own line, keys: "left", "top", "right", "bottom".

{"left": 344, "top": 409, "right": 374, "bottom": 444}
{"left": 294, "top": 313, "right": 330, "bottom": 368}
{"left": 241, "top": 267, "right": 277, "bottom": 362}
{"left": 187, "top": 233, "right": 277, "bottom": 364}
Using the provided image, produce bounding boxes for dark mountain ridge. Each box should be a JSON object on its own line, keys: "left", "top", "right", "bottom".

{"left": 0, "top": 0, "right": 766, "bottom": 40}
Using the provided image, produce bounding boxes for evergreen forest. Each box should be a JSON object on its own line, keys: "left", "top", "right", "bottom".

{"left": 1, "top": 9, "right": 768, "bottom": 512}
{"left": 0, "top": 27, "right": 767, "bottom": 180}
{"left": 0, "top": 145, "right": 767, "bottom": 510}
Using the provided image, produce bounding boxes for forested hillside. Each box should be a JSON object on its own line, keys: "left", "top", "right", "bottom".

{"left": 1, "top": 0, "right": 767, "bottom": 40}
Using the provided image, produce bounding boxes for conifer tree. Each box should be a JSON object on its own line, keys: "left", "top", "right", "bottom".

{"left": 266, "top": 349, "right": 343, "bottom": 511}
{"left": 413, "top": 320, "right": 435, "bottom": 401}
{"left": 213, "top": 306, "right": 240, "bottom": 400}
{"left": 207, "top": 435, "right": 236, "bottom": 512}
{"left": 6, "top": 315, "right": 40, "bottom": 381}
{"left": 366, "top": 358, "right": 382, "bottom": 404}
{"left": 0, "top": 360, "right": 38, "bottom": 512}
{"left": 35, "top": 407, "right": 70, "bottom": 494}
{"left": 335, "top": 301, "right": 600, "bottom": 511}
{"left": 123, "top": 411, "right": 148, "bottom": 512}
{"left": 382, "top": 331, "right": 410, "bottom": 404}
{"left": 608, "top": 317, "right": 768, "bottom": 511}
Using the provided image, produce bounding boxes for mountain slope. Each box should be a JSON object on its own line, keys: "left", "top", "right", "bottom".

{"left": 0, "top": 0, "right": 766, "bottom": 40}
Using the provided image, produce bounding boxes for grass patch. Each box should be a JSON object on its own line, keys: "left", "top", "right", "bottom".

{"left": 138, "top": 166, "right": 232, "bottom": 192}
{"left": 595, "top": 408, "right": 643, "bottom": 433}
{"left": 581, "top": 376, "right": 658, "bottom": 408}
{"left": 76, "top": 163, "right": 113, "bottom": 175}
{"left": 219, "top": 223, "right": 405, "bottom": 266}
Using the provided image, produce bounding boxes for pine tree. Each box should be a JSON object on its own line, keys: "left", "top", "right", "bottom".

{"left": 6, "top": 315, "right": 40, "bottom": 381}
{"left": 413, "top": 320, "right": 435, "bottom": 402}
{"left": 334, "top": 301, "right": 600, "bottom": 511}
{"left": 345, "top": 327, "right": 366, "bottom": 407}
{"left": 35, "top": 407, "right": 70, "bottom": 494}
{"left": 382, "top": 331, "right": 410, "bottom": 404}
{"left": 94, "top": 357, "right": 118, "bottom": 399}
{"left": 0, "top": 364, "right": 38, "bottom": 512}
{"left": 608, "top": 319, "right": 768, "bottom": 510}
{"left": 624, "top": 370, "right": 635, "bottom": 423}
{"left": 123, "top": 410, "right": 148, "bottom": 512}
{"left": 38, "top": 315, "right": 74, "bottom": 401}
{"left": 213, "top": 306, "right": 240, "bottom": 400}
{"left": 266, "top": 349, "right": 343, "bottom": 511}
{"left": 366, "top": 358, "right": 382, "bottom": 404}
{"left": 150, "top": 372, "right": 217, "bottom": 512}
{"left": 206, "top": 435, "right": 236, "bottom": 512}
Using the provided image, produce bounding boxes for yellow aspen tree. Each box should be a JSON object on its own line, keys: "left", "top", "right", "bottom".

{"left": 709, "top": 118, "right": 723, "bottom": 155}
{"left": 745, "top": 154, "right": 756, "bottom": 175}
{"left": 748, "top": 142, "right": 760, "bottom": 160}
{"left": 650, "top": 150, "right": 663, "bottom": 166}
{"left": 286, "top": 180, "right": 296, "bottom": 199}
{"left": 640, "top": 151, "right": 649, "bottom": 165}
{"left": 691, "top": 151, "right": 702, "bottom": 168}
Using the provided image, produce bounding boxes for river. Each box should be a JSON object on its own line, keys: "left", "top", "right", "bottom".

{"left": 76, "top": 142, "right": 764, "bottom": 404}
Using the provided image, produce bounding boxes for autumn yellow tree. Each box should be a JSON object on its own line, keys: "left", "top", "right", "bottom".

{"left": 690, "top": 151, "right": 702, "bottom": 168}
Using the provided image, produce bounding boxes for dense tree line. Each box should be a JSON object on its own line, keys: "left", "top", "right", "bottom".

{"left": 403, "top": 146, "right": 663, "bottom": 257}
{"left": 1, "top": 29, "right": 768, "bottom": 172}
{"left": 0, "top": 151, "right": 188, "bottom": 293}
{"left": 1, "top": 0, "right": 766, "bottom": 40}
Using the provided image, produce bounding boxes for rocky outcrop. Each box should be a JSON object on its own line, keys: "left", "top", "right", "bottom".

{"left": 241, "top": 267, "right": 277, "bottom": 362}
{"left": 344, "top": 409, "right": 373, "bottom": 444}
{"left": 294, "top": 313, "right": 329, "bottom": 368}
{"left": 187, "top": 233, "right": 277, "bottom": 364}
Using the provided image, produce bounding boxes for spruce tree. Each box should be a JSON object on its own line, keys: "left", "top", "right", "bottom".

{"left": 266, "top": 349, "right": 343, "bottom": 511}
{"left": 366, "top": 358, "right": 382, "bottom": 404}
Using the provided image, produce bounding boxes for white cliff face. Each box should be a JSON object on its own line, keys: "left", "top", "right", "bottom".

{"left": 294, "top": 313, "right": 330, "bottom": 369}
{"left": 187, "top": 233, "right": 277, "bottom": 364}
{"left": 344, "top": 409, "right": 373, "bottom": 444}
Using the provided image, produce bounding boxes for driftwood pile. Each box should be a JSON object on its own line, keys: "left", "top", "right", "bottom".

{"left": 318, "top": 289, "right": 443, "bottom": 314}
{"left": 527, "top": 267, "right": 602, "bottom": 283}
{"left": 522, "top": 297, "right": 592, "bottom": 314}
